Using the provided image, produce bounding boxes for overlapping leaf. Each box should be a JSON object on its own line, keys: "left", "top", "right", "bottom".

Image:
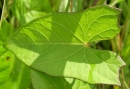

{"left": 6, "top": 6, "right": 125, "bottom": 85}
{"left": 11, "top": 0, "right": 52, "bottom": 24}
{"left": 31, "top": 69, "right": 94, "bottom": 89}
{"left": 0, "top": 20, "right": 30, "bottom": 89}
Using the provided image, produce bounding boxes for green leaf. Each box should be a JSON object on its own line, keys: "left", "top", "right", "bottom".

{"left": 31, "top": 69, "right": 72, "bottom": 89}
{"left": 31, "top": 69, "right": 95, "bottom": 89}
{"left": 0, "top": 20, "right": 30, "bottom": 89}
{"left": 0, "top": 20, "right": 14, "bottom": 43}
{"left": 11, "top": 0, "right": 52, "bottom": 24}
{"left": 6, "top": 6, "right": 125, "bottom": 85}
{"left": 72, "top": 80, "right": 95, "bottom": 89}
{"left": 0, "top": 52, "right": 31, "bottom": 89}
{"left": 0, "top": 45, "right": 14, "bottom": 89}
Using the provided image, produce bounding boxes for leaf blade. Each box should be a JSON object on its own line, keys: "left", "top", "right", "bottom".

{"left": 6, "top": 6, "right": 125, "bottom": 85}
{"left": 31, "top": 69, "right": 95, "bottom": 89}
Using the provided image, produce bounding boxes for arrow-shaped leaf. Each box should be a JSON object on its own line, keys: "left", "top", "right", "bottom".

{"left": 6, "top": 6, "right": 125, "bottom": 85}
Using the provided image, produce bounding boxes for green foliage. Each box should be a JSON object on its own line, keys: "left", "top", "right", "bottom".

{"left": 6, "top": 6, "right": 125, "bottom": 86}
{"left": 119, "top": 0, "right": 130, "bottom": 87}
{"left": 31, "top": 69, "right": 95, "bottom": 89}
{"left": 0, "top": 20, "right": 30, "bottom": 89}
{"left": 11, "top": 0, "right": 52, "bottom": 24}
{"left": 0, "top": 0, "right": 130, "bottom": 89}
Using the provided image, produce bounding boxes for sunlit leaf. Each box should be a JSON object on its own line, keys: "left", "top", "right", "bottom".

{"left": 31, "top": 69, "right": 95, "bottom": 89}
{"left": 6, "top": 6, "right": 125, "bottom": 85}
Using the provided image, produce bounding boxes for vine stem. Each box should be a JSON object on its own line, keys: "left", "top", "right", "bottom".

{"left": 65, "top": 0, "right": 71, "bottom": 12}
{"left": 120, "top": 72, "right": 130, "bottom": 89}
{"left": 109, "top": 0, "right": 118, "bottom": 6}
{"left": 70, "top": 0, "right": 73, "bottom": 12}
{"left": 121, "top": 15, "right": 130, "bottom": 89}
{"left": 121, "top": 68, "right": 125, "bottom": 89}
{"left": 116, "top": 33, "right": 125, "bottom": 89}
{"left": 117, "top": 33, "right": 127, "bottom": 89}
{"left": 109, "top": 0, "right": 122, "bottom": 7}
{"left": 124, "top": 80, "right": 130, "bottom": 89}
{"left": 0, "top": 0, "right": 6, "bottom": 27}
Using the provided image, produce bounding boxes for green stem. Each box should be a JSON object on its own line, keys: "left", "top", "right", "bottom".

{"left": 0, "top": 0, "right": 6, "bottom": 27}
{"left": 109, "top": 0, "right": 118, "bottom": 6}
{"left": 121, "top": 68, "right": 125, "bottom": 89}
{"left": 120, "top": 72, "right": 130, "bottom": 89}
{"left": 122, "top": 14, "right": 130, "bottom": 45}
{"left": 109, "top": 0, "right": 123, "bottom": 7}
{"left": 124, "top": 80, "right": 130, "bottom": 89}
{"left": 110, "top": 39, "right": 117, "bottom": 52}
{"left": 110, "top": 0, "right": 117, "bottom": 6}
{"left": 70, "top": 0, "right": 72, "bottom": 12}
{"left": 65, "top": 0, "right": 71, "bottom": 12}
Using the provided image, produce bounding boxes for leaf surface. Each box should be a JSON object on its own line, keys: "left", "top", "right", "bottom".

{"left": 31, "top": 69, "right": 95, "bottom": 89}
{"left": 6, "top": 6, "right": 125, "bottom": 85}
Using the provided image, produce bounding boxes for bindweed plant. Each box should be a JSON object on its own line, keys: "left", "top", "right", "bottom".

{"left": 0, "top": 0, "right": 130, "bottom": 89}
